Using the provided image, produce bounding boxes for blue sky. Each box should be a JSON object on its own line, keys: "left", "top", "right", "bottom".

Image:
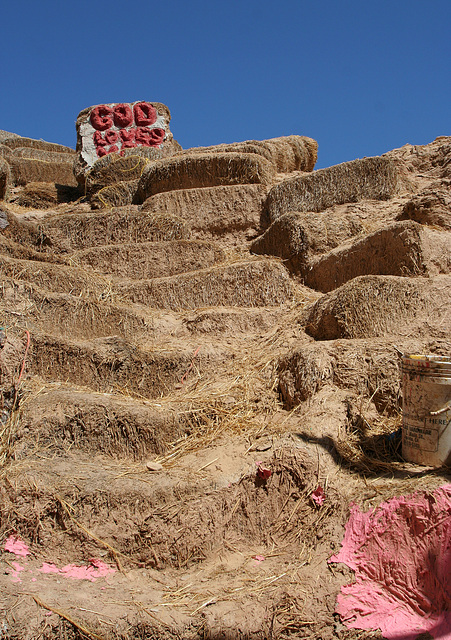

{"left": 1, "top": 0, "right": 449, "bottom": 168}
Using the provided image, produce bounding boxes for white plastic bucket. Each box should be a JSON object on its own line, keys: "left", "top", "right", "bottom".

{"left": 402, "top": 354, "right": 451, "bottom": 466}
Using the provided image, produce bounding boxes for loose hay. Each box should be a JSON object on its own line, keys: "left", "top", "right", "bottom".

{"left": 138, "top": 152, "right": 276, "bottom": 201}
{"left": 115, "top": 258, "right": 293, "bottom": 310}
{"left": 305, "top": 220, "right": 451, "bottom": 292}
{"left": 265, "top": 156, "right": 399, "bottom": 222}
{"left": 182, "top": 135, "right": 318, "bottom": 173}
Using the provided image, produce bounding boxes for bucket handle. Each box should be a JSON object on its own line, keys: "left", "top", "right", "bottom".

{"left": 430, "top": 404, "right": 451, "bottom": 416}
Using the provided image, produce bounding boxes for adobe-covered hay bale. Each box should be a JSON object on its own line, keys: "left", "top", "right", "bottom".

{"left": 29, "top": 333, "right": 225, "bottom": 399}
{"left": 250, "top": 211, "right": 363, "bottom": 273}
{"left": 397, "top": 186, "right": 451, "bottom": 230}
{"left": 0, "top": 157, "right": 11, "bottom": 199}
{"left": 71, "top": 239, "right": 227, "bottom": 279}
{"left": 115, "top": 258, "right": 293, "bottom": 310}
{"left": 305, "top": 221, "right": 451, "bottom": 292}
{"left": 19, "top": 387, "right": 187, "bottom": 460}
{"left": 141, "top": 184, "right": 267, "bottom": 235}
{"left": 278, "top": 337, "right": 443, "bottom": 412}
{"left": 15, "top": 182, "right": 80, "bottom": 209}
{"left": 2, "top": 136, "right": 74, "bottom": 154}
{"left": 183, "top": 135, "right": 318, "bottom": 174}
{"left": 305, "top": 274, "right": 451, "bottom": 340}
{"left": 90, "top": 179, "right": 140, "bottom": 209}
{"left": 39, "top": 208, "right": 189, "bottom": 252}
{"left": 265, "top": 156, "right": 399, "bottom": 222}
{"left": 8, "top": 154, "right": 78, "bottom": 187}
{"left": 137, "top": 152, "right": 276, "bottom": 201}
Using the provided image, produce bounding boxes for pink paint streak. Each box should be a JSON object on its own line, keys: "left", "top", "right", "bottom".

{"left": 330, "top": 484, "right": 451, "bottom": 640}
{"left": 8, "top": 561, "right": 25, "bottom": 583}
{"left": 4, "top": 536, "right": 30, "bottom": 557}
{"left": 39, "top": 559, "right": 115, "bottom": 582}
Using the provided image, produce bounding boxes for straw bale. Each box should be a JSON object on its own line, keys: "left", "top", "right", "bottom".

{"left": 183, "top": 135, "right": 318, "bottom": 173}
{"left": 72, "top": 239, "right": 227, "bottom": 279}
{"left": 0, "top": 157, "right": 11, "bottom": 199}
{"left": 2, "top": 136, "right": 74, "bottom": 154}
{"left": 250, "top": 211, "right": 364, "bottom": 274}
{"left": 397, "top": 185, "right": 451, "bottom": 230}
{"left": 115, "top": 258, "right": 293, "bottom": 310}
{"left": 15, "top": 182, "right": 80, "bottom": 209}
{"left": 305, "top": 274, "right": 451, "bottom": 340}
{"left": 19, "top": 387, "right": 186, "bottom": 460}
{"left": 30, "top": 333, "right": 228, "bottom": 399}
{"left": 265, "top": 156, "right": 399, "bottom": 222}
{"left": 90, "top": 179, "right": 139, "bottom": 209}
{"left": 305, "top": 221, "right": 451, "bottom": 292}
{"left": 278, "top": 336, "right": 444, "bottom": 412}
{"left": 137, "top": 152, "right": 276, "bottom": 201}
{"left": 141, "top": 184, "right": 267, "bottom": 235}
{"left": 40, "top": 208, "right": 189, "bottom": 252}
{"left": 0, "top": 206, "right": 46, "bottom": 249}
{"left": 8, "top": 155, "right": 78, "bottom": 187}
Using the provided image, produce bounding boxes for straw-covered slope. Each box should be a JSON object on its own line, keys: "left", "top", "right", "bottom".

{"left": 0, "top": 131, "right": 450, "bottom": 640}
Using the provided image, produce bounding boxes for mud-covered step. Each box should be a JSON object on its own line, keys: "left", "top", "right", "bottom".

{"left": 304, "top": 274, "right": 451, "bottom": 340}
{"left": 36, "top": 206, "right": 189, "bottom": 252}
{"left": 71, "top": 239, "right": 227, "bottom": 279}
{"left": 16, "top": 387, "right": 189, "bottom": 461}
{"left": 277, "top": 336, "right": 450, "bottom": 413}
{"left": 305, "top": 220, "right": 451, "bottom": 292}
{"left": 141, "top": 184, "right": 267, "bottom": 237}
{"left": 115, "top": 258, "right": 294, "bottom": 310}
{"left": 1, "top": 447, "right": 340, "bottom": 572}
{"left": 0, "top": 254, "right": 113, "bottom": 298}
{"left": 182, "top": 306, "right": 281, "bottom": 336}
{"left": 29, "top": 333, "right": 228, "bottom": 398}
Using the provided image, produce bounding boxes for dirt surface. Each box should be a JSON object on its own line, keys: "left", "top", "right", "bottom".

{"left": 0, "top": 135, "right": 450, "bottom": 640}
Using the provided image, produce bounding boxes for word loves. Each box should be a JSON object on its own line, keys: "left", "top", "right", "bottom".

{"left": 89, "top": 101, "right": 167, "bottom": 158}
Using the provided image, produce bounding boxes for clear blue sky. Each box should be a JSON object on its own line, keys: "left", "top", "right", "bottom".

{"left": 1, "top": 0, "right": 449, "bottom": 168}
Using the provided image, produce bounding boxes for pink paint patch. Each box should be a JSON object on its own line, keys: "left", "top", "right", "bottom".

{"left": 253, "top": 554, "right": 265, "bottom": 563}
{"left": 39, "top": 559, "right": 115, "bottom": 582}
{"left": 4, "top": 535, "right": 30, "bottom": 556}
{"left": 8, "top": 561, "right": 25, "bottom": 583}
{"left": 330, "top": 484, "right": 451, "bottom": 640}
{"left": 11, "top": 561, "right": 25, "bottom": 571}
{"left": 39, "top": 563, "right": 60, "bottom": 574}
